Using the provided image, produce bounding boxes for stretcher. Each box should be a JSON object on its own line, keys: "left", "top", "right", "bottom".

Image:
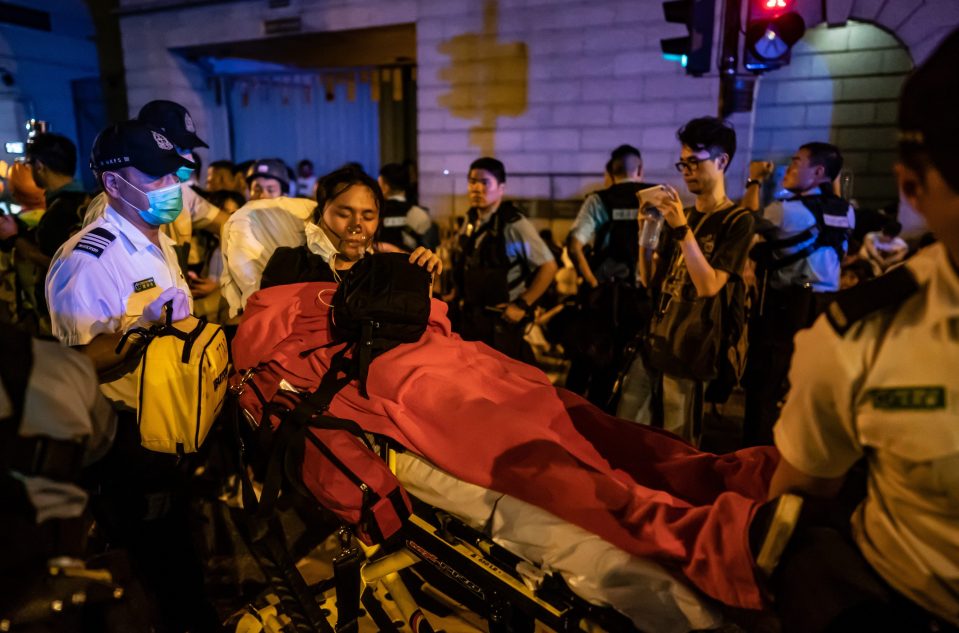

{"left": 226, "top": 425, "right": 654, "bottom": 633}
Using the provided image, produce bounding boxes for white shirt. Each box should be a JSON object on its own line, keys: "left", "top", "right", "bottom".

{"left": 46, "top": 205, "right": 193, "bottom": 409}
{"left": 219, "top": 196, "right": 316, "bottom": 317}
{"left": 774, "top": 243, "right": 959, "bottom": 625}
{"left": 0, "top": 339, "right": 115, "bottom": 522}
{"left": 762, "top": 195, "right": 856, "bottom": 292}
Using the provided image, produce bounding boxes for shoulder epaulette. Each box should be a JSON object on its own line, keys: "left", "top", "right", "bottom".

{"left": 825, "top": 266, "right": 920, "bottom": 335}
{"left": 499, "top": 201, "right": 526, "bottom": 224}
{"left": 74, "top": 226, "right": 117, "bottom": 258}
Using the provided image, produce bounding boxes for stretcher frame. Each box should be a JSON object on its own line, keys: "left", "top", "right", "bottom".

{"left": 230, "top": 433, "right": 641, "bottom": 633}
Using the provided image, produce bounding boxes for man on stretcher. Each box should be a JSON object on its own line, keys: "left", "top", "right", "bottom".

{"left": 231, "top": 166, "right": 785, "bottom": 632}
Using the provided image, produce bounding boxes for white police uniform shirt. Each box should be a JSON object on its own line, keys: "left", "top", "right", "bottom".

{"left": 774, "top": 242, "right": 959, "bottom": 625}
{"left": 762, "top": 194, "right": 855, "bottom": 292}
{"left": 220, "top": 196, "right": 315, "bottom": 317}
{"left": 46, "top": 205, "right": 193, "bottom": 409}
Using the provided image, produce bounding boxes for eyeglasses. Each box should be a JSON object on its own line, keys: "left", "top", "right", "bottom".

{"left": 674, "top": 155, "right": 716, "bottom": 173}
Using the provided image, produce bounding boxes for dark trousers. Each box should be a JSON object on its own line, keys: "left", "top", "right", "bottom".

{"left": 743, "top": 286, "right": 833, "bottom": 446}
{"left": 774, "top": 525, "right": 958, "bottom": 633}
{"left": 83, "top": 414, "right": 219, "bottom": 633}
{"left": 461, "top": 304, "right": 534, "bottom": 364}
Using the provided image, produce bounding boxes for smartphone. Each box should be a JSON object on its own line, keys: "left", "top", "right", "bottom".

{"left": 4, "top": 141, "right": 24, "bottom": 155}
{"left": 638, "top": 184, "right": 667, "bottom": 209}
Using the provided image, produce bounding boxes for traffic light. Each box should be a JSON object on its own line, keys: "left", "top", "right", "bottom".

{"left": 660, "top": 0, "right": 716, "bottom": 76}
{"left": 744, "top": 0, "right": 806, "bottom": 72}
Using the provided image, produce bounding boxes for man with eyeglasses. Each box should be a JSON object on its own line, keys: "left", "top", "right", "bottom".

{"left": 617, "top": 117, "right": 755, "bottom": 443}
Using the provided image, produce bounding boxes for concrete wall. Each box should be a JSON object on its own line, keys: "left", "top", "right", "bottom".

{"left": 0, "top": 0, "right": 101, "bottom": 168}
{"left": 113, "top": 0, "right": 959, "bottom": 220}
{"left": 752, "top": 20, "right": 912, "bottom": 211}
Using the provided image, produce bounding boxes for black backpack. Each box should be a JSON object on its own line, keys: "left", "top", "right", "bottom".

{"left": 328, "top": 252, "right": 433, "bottom": 397}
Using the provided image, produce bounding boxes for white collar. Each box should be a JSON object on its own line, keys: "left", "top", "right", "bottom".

{"left": 104, "top": 205, "right": 168, "bottom": 253}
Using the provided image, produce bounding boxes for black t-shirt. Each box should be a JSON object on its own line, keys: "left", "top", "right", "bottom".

{"left": 36, "top": 189, "right": 88, "bottom": 257}
{"left": 660, "top": 205, "right": 755, "bottom": 301}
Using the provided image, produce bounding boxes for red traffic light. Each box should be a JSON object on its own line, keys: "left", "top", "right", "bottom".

{"left": 752, "top": 0, "right": 794, "bottom": 18}
{"left": 744, "top": 0, "right": 804, "bottom": 71}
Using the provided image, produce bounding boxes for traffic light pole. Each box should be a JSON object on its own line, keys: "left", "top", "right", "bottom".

{"left": 718, "top": 0, "right": 757, "bottom": 117}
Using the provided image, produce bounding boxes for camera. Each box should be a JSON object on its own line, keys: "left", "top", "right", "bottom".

{"left": 25, "top": 119, "right": 48, "bottom": 140}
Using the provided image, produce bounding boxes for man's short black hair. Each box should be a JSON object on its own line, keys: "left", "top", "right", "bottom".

{"left": 199, "top": 188, "right": 246, "bottom": 210}
{"left": 676, "top": 117, "right": 737, "bottom": 169}
{"left": 800, "top": 142, "right": 843, "bottom": 181}
{"left": 608, "top": 144, "right": 642, "bottom": 178}
{"left": 899, "top": 28, "right": 959, "bottom": 193}
{"left": 298, "top": 159, "right": 314, "bottom": 169}
{"left": 610, "top": 144, "right": 641, "bottom": 162}
{"left": 882, "top": 219, "right": 903, "bottom": 238}
{"left": 313, "top": 164, "right": 385, "bottom": 223}
{"left": 25, "top": 133, "right": 76, "bottom": 177}
{"left": 379, "top": 162, "right": 410, "bottom": 193}
{"left": 469, "top": 157, "right": 506, "bottom": 184}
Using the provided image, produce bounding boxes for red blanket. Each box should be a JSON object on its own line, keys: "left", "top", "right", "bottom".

{"left": 233, "top": 282, "right": 779, "bottom": 609}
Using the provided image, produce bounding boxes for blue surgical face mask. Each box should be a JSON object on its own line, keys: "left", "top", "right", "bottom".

{"left": 114, "top": 173, "right": 183, "bottom": 226}
{"left": 175, "top": 148, "right": 196, "bottom": 183}
{"left": 175, "top": 165, "right": 195, "bottom": 183}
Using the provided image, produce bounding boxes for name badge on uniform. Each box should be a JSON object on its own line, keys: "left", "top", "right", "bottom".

{"left": 382, "top": 217, "right": 407, "bottom": 228}
{"left": 611, "top": 208, "right": 636, "bottom": 221}
{"left": 133, "top": 277, "right": 158, "bottom": 293}
{"left": 867, "top": 386, "right": 946, "bottom": 410}
{"left": 823, "top": 213, "right": 852, "bottom": 229}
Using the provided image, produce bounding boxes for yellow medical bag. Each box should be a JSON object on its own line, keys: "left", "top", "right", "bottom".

{"left": 135, "top": 316, "right": 229, "bottom": 454}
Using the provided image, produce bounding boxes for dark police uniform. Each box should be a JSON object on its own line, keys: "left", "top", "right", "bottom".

{"left": 566, "top": 182, "right": 656, "bottom": 407}
{"left": 743, "top": 184, "right": 855, "bottom": 446}
{"left": 456, "top": 200, "right": 554, "bottom": 362}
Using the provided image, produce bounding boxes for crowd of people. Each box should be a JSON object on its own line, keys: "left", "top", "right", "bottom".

{"left": 1, "top": 26, "right": 957, "bottom": 633}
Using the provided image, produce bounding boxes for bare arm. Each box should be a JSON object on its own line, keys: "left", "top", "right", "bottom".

{"left": 676, "top": 233, "right": 730, "bottom": 298}
{"left": 520, "top": 259, "right": 559, "bottom": 306}
{"left": 768, "top": 456, "right": 846, "bottom": 501}
{"left": 74, "top": 331, "right": 142, "bottom": 380}
{"left": 741, "top": 161, "right": 774, "bottom": 213}
{"left": 568, "top": 236, "right": 598, "bottom": 288}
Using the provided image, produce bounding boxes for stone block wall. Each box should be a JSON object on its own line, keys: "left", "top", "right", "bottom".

{"left": 114, "top": 0, "right": 959, "bottom": 224}
{"left": 752, "top": 20, "right": 911, "bottom": 211}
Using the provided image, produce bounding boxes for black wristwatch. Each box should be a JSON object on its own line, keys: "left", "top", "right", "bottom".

{"left": 745, "top": 178, "right": 762, "bottom": 189}
{"left": 668, "top": 224, "right": 690, "bottom": 241}
{"left": 513, "top": 297, "right": 531, "bottom": 314}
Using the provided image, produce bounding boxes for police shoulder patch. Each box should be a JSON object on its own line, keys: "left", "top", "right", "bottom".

{"left": 825, "top": 266, "right": 920, "bottom": 335}
{"left": 74, "top": 227, "right": 117, "bottom": 258}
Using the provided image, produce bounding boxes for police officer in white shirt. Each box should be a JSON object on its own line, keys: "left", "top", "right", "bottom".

{"left": 47, "top": 120, "right": 194, "bottom": 408}
{"left": 741, "top": 142, "right": 855, "bottom": 446}
{"left": 767, "top": 29, "right": 959, "bottom": 633}
{"left": 81, "top": 101, "right": 229, "bottom": 257}
{"left": 45, "top": 120, "right": 218, "bottom": 632}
